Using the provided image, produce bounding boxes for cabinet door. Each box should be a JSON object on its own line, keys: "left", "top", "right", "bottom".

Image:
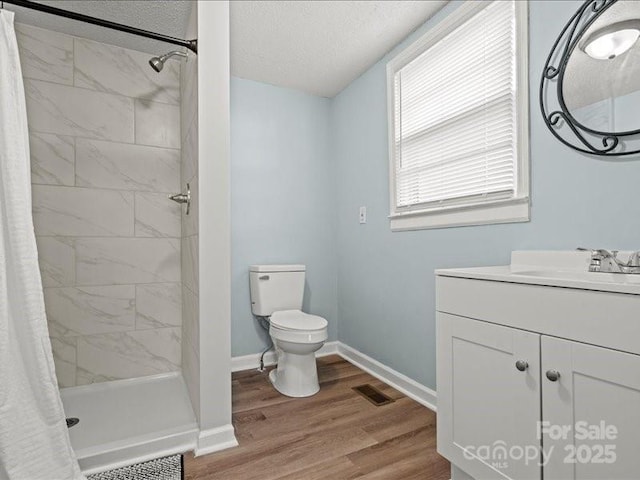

{"left": 437, "top": 313, "right": 542, "bottom": 480}
{"left": 542, "top": 337, "right": 640, "bottom": 480}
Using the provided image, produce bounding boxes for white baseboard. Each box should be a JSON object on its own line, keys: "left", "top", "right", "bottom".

{"left": 194, "top": 424, "right": 238, "bottom": 456}
{"left": 231, "top": 340, "right": 436, "bottom": 411}
{"left": 317, "top": 340, "right": 339, "bottom": 356}
{"left": 231, "top": 340, "right": 339, "bottom": 372}
{"left": 336, "top": 343, "right": 437, "bottom": 412}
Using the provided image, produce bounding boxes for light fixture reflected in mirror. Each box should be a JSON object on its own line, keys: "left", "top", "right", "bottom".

{"left": 582, "top": 20, "right": 640, "bottom": 60}
{"left": 540, "top": 0, "right": 640, "bottom": 156}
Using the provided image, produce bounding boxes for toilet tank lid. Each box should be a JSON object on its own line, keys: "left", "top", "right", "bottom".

{"left": 250, "top": 264, "right": 305, "bottom": 273}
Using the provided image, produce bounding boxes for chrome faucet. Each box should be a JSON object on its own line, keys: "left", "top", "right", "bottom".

{"left": 577, "top": 248, "right": 640, "bottom": 274}
{"left": 628, "top": 251, "right": 640, "bottom": 268}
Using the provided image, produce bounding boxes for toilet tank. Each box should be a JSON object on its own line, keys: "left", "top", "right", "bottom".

{"left": 249, "top": 264, "right": 305, "bottom": 316}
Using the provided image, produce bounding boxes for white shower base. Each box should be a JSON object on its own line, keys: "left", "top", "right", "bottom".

{"left": 60, "top": 372, "right": 198, "bottom": 475}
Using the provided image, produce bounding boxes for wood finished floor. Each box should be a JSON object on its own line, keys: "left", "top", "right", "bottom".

{"left": 184, "top": 355, "right": 450, "bottom": 480}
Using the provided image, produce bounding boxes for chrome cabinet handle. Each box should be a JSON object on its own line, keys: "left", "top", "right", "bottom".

{"left": 515, "top": 360, "right": 529, "bottom": 372}
{"left": 546, "top": 370, "right": 560, "bottom": 382}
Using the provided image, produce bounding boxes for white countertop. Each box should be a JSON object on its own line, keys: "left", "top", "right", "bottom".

{"left": 436, "top": 251, "right": 640, "bottom": 295}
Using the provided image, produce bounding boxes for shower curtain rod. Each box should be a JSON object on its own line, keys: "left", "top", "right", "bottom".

{"left": 2, "top": 0, "right": 198, "bottom": 53}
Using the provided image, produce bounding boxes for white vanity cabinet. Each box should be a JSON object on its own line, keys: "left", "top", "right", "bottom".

{"left": 436, "top": 252, "right": 640, "bottom": 480}
{"left": 541, "top": 337, "right": 640, "bottom": 480}
{"left": 437, "top": 313, "right": 541, "bottom": 480}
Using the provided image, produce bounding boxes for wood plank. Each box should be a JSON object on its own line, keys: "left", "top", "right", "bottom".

{"left": 275, "top": 456, "right": 363, "bottom": 480}
{"left": 184, "top": 355, "right": 450, "bottom": 480}
{"left": 191, "top": 426, "right": 376, "bottom": 480}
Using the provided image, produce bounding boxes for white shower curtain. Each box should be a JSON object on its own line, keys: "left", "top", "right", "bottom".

{"left": 0, "top": 10, "right": 85, "bottom": 480}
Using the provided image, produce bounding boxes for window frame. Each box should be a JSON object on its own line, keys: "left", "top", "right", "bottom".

{"left": 386, "top": 0, "right": 530, "bottom": 231}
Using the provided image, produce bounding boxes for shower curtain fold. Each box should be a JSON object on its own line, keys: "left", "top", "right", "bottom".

{"left": 0, "top": 10, "right": 85, "bottom": 480}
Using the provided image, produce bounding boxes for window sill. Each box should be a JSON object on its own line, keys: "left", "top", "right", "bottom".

{"left": 389, "top": 197, "right": 530, "bottom": 231}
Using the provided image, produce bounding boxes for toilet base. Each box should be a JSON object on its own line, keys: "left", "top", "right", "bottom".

{"left": 268, "top": 348, "right": 321, "bottom": 397}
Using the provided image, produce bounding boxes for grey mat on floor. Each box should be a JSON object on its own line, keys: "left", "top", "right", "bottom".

{"left": 86, "top": 454, "right": 182, "bottom": 480}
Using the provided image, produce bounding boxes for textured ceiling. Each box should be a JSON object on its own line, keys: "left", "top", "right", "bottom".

{"left": 564, "top": 0, "right": 640, "bottom": 110}
{"left": 5, "top": 0, "right": 193, "bottom": 55}
{"left": 6, "top": 0, "right": 448, "bottom": 98}
{"left": 230, "top": 0, "right": 448, "bottom": 97}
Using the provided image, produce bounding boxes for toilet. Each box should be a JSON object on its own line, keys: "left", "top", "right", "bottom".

{"left": 249, "top": 264, "right": 328, "bottom": 397}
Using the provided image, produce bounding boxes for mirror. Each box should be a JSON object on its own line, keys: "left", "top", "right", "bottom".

{"left": 540, "top": 0, "right": 640, "bottom": 156}
{"left": 564, "top": 1, "right": 640, "bottom": 133}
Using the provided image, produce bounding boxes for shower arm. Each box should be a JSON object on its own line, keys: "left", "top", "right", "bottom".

{"left": 2, "top": 0, "right": 197, "bottom": 53}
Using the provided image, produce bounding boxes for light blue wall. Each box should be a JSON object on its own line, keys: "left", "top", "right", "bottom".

{"left": 230, "top": 1, "right": 640, "bottom": 387}
{"left": 230, "top": 77, "right": 337, "bottom": 356}
{"left": 332, "top": 0, "right": 640, "bottom": 390}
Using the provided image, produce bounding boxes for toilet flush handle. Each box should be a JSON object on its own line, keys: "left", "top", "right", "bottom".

{"left": 259, "top": 275, "right": 270, "bottom": 280}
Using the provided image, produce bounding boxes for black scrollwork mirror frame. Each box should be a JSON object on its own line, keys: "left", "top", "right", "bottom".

{"left": 540, "top": 0, "right": 640, "bottom": 156}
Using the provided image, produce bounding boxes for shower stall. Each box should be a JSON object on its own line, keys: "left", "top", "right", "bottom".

{"left": 1, "top": 1, "right": 234, "bottom": 476}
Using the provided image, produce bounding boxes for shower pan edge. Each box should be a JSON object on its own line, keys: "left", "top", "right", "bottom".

{"left": 60, "top": 371, "right": 198, "bottom": 475}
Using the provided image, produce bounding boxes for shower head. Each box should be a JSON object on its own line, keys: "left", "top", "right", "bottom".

{"left": 148, "top": 51, "right": 187, "bottom": 73}
{"left": 149, "top": 56, "right": 164, "bottom": 72}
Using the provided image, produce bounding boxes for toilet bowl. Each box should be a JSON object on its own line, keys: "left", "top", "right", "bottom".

{"left": 248, "top": 264, "right": 328, "bottom": 397}
{"left": 268, "top": 309, "right": 328, "bottom": 397}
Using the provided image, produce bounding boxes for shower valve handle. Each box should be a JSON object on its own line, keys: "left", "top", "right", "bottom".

{"left": 169, "top": 183, "right": 191, "bottom": 215}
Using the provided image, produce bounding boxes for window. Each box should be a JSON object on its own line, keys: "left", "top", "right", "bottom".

{"left": 387, "top": 0, "right": 529, "bottom": 231}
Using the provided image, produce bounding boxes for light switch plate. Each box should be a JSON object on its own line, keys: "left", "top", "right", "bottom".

{"left": 359, "top": 206, "right": 367, "bottom": 224}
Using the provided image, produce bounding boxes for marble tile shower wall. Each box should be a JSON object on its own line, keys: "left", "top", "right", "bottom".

{"left": 16, "top": 23, "right": 183, "bottom": 387}
{"left": 180, "top": 9, "right": 200, "bottom": 418}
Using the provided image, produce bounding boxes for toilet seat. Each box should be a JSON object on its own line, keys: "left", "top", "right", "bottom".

{"left": 270, "top": 309, "right": 327, "bottom": 332}
{"left": 269, "top": 310, "right": 328, "bottom": 344}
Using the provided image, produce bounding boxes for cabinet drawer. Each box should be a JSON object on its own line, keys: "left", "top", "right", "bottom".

{"left": 436, "top": 276, "right": 640, "bottom": 356}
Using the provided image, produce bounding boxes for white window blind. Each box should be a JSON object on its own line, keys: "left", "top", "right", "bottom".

{"left": 392, "top": 0, "right": 518, "bottom": 211}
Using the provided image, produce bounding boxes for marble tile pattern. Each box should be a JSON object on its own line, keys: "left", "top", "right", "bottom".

{"left": 75, "top": 238, "right": 180, "bottom": 285}
{"left": 74, "top": 38, "right": 180, "bottom": 104}
{"left": 36, "top": 236, "right": 76, "bottom": 287}
{"left": 181, "top": 235, "right": 199, "bottom": 296}
{"left": 181, "top": 286, "right": 199, "bottom": 357}
{"left": 181, "top": 117, "right": 199, "bottom": 183}
{"left": 135, "top": 99, "right": 181, "bottom": 149}
{"left": 180, "top": 43, "right": 199, "bottom": 413}
{"left": 136, "top": 283, "right": 182, "bottom": 330}
{"left": 32, "top": 185, "right": 134, "bottom": 237}
{"left": 181, "top": 51, "right": 198, "bottom": 142}
{"left": 17, "top": 23, "right": 184, "bottom": 387}
{"left": 75, "top": 139, "right": 180, "bottom": 192}
{"left": 25, "top": 79, "right": 135, "bottom": 143}
{"left": 75, "top": 328, "right": 181, "bottom": 385}
{"left": 182, "top": 337, "right": 200, "bottom": 418}
{"left": 29, "top": 133, "right": 75, "bottom": 186}
{"left": 134, "top": 193, "right": 182, "bottom": 238}
{"left": 50, "top": 337, "right": 77, "bottom": 388}
{"left": 44, "top": 285, "right": 135, "bottom": 337}
{"left": 15, "top": 23, "right": 73, "bottom": 85}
